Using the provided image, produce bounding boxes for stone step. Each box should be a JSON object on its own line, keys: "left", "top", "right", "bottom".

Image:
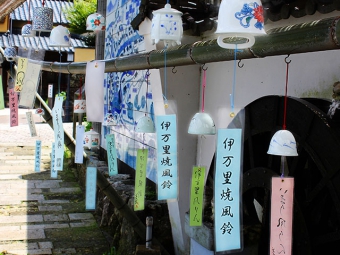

{"left": 0, "top": 241, "right": 53, "bottom": 255}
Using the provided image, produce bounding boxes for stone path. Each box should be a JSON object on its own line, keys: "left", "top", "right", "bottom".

{"left": 0, "top": 109, "right": 109, "bottom": 255}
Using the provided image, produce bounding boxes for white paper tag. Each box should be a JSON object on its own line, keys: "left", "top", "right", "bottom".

{"left": 52, "top": 96, "right": 64, "bottom": 171}
{"left": 26, "top": 111, "right": 37, "bottom": 137}
{"left": 75, "top": 125, "right": 85, "bottom": 164}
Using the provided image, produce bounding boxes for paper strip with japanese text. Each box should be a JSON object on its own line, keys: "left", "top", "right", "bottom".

{"left": 50, "top": 142, "right": 57, "bottom": 178}
{"left": 106, "top": 134, "right": 118, "bottom": 176}
{"left": 19, "top": 62, "right": 41, "bottom": 108}
{"left": 26, "top": 112, "right": 37, "bottom": 137}
{"left": 52, "top": 96, "right": 64, "bottom": 171}
{"left": 85, "top": 61, "right": 104, "bottom": 122}
{"left": 86, "top": 166, "right": 97, "bottom": 210}
{"left": 190, "top": 166, "right": 206, "bottom": 226}
{"left": 270, "top": 177, "right": 294, "bottom": 255}
{"left": 75, "top": 125, "right": 85, "bottom": 164}
{"left": 156, "top": 114, "right": 178, "bottom": 200}
{"left": 9, "top": 89, "right": 18, "bottom": 127}
{"left": 214, "top": 128, "right": 242, "bottom": 252}
{"left": 15, "top": 57, "right": 28, "bottom": 92}
{"left": 134, "top": 149, "right": 148, "bottom": 211}
{"left": 0, "top": 75, "right": 4, "bottom": 109}
{"left": 34, "top": 140, "right": 41, "bottom": 172}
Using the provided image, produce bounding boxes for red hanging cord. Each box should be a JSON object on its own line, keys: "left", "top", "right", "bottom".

{"left": 79, "top": 77, "right": 82, "bottom": 100}
{"left": 283, "top": 57, "right": 290, "bottom": 130}
{"left": 42, "top": 0, "right": 45, "bottom": 7}
{"left": 201, "top": 69, "right": 206, "bottom": 112}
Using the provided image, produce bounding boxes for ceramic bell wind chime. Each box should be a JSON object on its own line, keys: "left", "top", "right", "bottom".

{"left": 4, "top": 17, "right": 17, "bottom": 62}
{"left": 21, "top": 0, "right": 35, "bottom": 38}
{"left": 86, "top": 13, "right": 106, "bottom": 32}
{"left": 215, "top": 0, "right": 266, "bottom": 117}
{"left": 49, "top": 0, "right": 71, "bottom": 48}
{"left": 150, "top": 0, "right": 183, "bottom": 109}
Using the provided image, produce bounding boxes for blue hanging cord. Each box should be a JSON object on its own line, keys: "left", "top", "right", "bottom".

{"left": 230, "top": 44, "right": 238, "bottom": 115}
{"left": 163, "top": 45, "right": 168, "bottom": 106}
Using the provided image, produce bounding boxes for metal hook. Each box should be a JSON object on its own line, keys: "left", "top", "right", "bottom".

{"left": 238, "top": 59, "right": 244, "bottom": 68}
{"left": 172, "top": 67, "right": 177, "bottom": 74}
{"left": 285, "top": 54, "right": 291, "bottom": 64}
{"left": 146, "top": 69, "right": 151, "bottom": 77}
{"left": 201, "top": 64, "right": 208, "bottom": 71}
{"left": 49, "top": 63, "right": 54, "bottom": 73}
{"left": 67, "top": 63, "right": 72, "bottom": 75}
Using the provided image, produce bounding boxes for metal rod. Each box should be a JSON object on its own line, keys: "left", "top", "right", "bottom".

{"left": 3, "top": 16, "right": 338, "bottom": 75}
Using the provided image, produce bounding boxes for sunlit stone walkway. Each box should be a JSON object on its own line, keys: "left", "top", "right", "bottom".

{"left": 0, "top": 109, "right": 109, "bottom": 255}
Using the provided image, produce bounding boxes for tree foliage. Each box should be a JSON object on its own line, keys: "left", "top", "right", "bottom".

{"left": 64, "top": 0, "right": 97, "bottom": 35}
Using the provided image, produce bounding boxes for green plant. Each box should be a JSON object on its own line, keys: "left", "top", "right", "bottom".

{"left": 103, "top": 247, "right": 118, "bottom": 255}
{"left": 56, "top": 91, "right": 67, "bottom": 101}
{"left": 83, "top": 116, "right": 92, "bottom": 131}
{"left": 64, "top": 0, "right": 97, "bottom": 35}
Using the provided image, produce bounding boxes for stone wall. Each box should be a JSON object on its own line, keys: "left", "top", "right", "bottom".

{"left": 75, "top": 153, "right": 175, "bottom": 254}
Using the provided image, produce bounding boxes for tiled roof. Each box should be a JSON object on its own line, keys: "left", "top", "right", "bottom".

{"left": 0, "top": 34, "right": 87, "bottom": 52}
{"left": 11, "top": 0, "right": 73, "bottom": 24}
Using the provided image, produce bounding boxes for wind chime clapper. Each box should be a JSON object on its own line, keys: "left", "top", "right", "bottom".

{"left": 188, "top": 64, "right": 216, "bottom": 135}
{"left": 136, "top": 70, "right": 156, "bottom": 133}
{"left": 267, "top": 55, "right": 298, "bottom": 178}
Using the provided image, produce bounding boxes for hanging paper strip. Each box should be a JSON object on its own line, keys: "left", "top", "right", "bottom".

{"left": 26, "top": 112, "right": 37, "bottom": 137}
{"left": 52, "top": 96, "right": 64, "bottom": 171}
{"left": 214, "top": 128, "right": 242, "bottom": 252}
{"left": 106, "top": 134, "right": 118, "bottom": 176}
{"left": 86, "top": 166, "right": 97, "bottom": 210}
{"left": 270, "top": 177, "right": 294, "bottom": 255}
{"left": 85, "top": 61, "right": 104, "bottom": 122}
{"left": 19, "top": 62, "right": 41, "bottom": 108}
{"left": 134, "top": 149, "right": 148, "bottom": 211}
{"left": 14, "top": 57, "right": 28, "bottom": 92}
{"left": 190, "top": 166, "right": 206, "bottom": 226}
{"left": 75, "top": 125, "right": 85, "bottom": 164}
{"left": 0, "top": 75, "right": 4, "bottom": 110}
{"left": 8, "top": 89, "right": 18, "bottom": 127}
{"left": 50, "top": 142, "right": 57, "bottom": 178}
{"left": 156, "top": 114, "right": 178, "bottom": 200}
{"left": 34, "top": 140, "right": 41, "bottom": 172}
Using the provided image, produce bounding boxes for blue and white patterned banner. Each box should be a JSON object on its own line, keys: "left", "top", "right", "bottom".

{"left": 86, "top": 166, "right": 97, "bottom": 210}
{"left": 214, "top": 128, "right": 242, "bottom": 252}
{"left": 34, "top": 140, "right": 41, "bottom": 172}
{"left": 156, "top": 114, "right": 178, "bottom": 200}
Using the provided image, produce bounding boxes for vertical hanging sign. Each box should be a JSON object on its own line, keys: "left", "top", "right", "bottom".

{"left": 86, "top": 166, "right": 97, "bottom": 210}
{"left": 85, "top": 61, "right": 105, "bottom": 122}
{"left": 14, "top": 57, "right": 28, "bottom": 92}
{"left": 189, "top": 166, "right": 206, "bottom": 226}
{"left": 0, "top": 75, "right": 4, "bottom": 110}
{"left": 19, "top": 62, "right": 41, "bottom": 108}
{"left": 270, "top": 177, "right": 294, "bottom": 255}
{"left": 156, "top": 114, "right": 178, "bottom": 200}
{"left": 214, "top": 128, "right": 242, "bottom": 252}
{"left": 52, "top": 96, "right": 64, "bottom": 171}
{"left": 50, "top": 142, "right": 57, "bottom": 178}
{"left": 34, "top": 140, "right": 41, "bottom": 172}
{"left": 134, "top": 149, "right": 148, "bottom": 211}
{"left": 75, "top": 125, "right": 85, "bottom": 164}
{"left": 26, "top": 111, "right": 37, "bottom": 137}
{"left": 9, "top": 88, "right": 18, "bottom": 127}
{"left": 106, "top": 134, "right": 118, "bottom": 176}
